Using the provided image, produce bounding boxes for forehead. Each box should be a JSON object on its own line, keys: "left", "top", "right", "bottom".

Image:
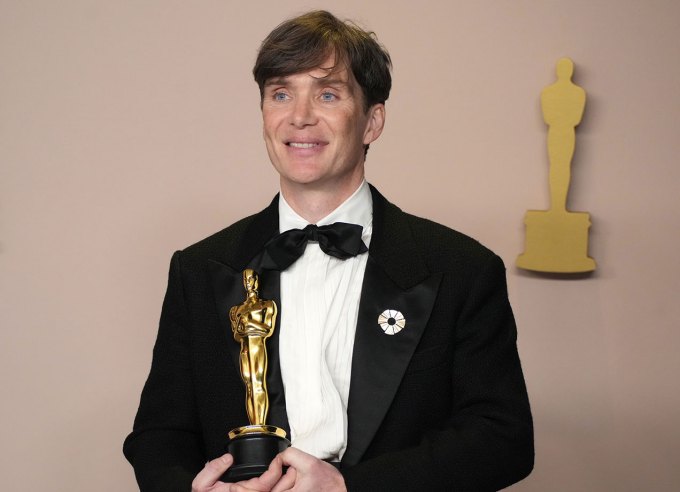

{"left": 264, "top": 56, "right": 355, "bottom": 88}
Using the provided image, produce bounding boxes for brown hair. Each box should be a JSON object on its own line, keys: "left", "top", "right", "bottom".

{"left": 253, "top": 10, "right": 392, "bottom": 111}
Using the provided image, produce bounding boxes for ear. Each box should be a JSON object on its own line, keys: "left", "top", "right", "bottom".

{"left": 363, "top": 104, "right": 386, "bottom": 146}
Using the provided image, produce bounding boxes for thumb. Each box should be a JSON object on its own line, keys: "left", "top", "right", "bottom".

{"left": 192, "top": 454, "right": 234, "bottom": 491}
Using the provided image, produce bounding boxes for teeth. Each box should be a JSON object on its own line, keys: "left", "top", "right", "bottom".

{"left": 289, "top": 142, "right": 318, "bottom": 148}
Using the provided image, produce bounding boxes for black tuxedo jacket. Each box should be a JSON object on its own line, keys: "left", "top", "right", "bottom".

{"left": 124, "top": 186, "right": 533, "bottom": 491}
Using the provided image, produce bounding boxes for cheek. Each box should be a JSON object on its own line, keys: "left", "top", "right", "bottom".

{"left": 337, "top": 115, "right": 362, "bottom": 141}
{"left": 262, "top": 121, "right": 280, "bottom": 150}
{"left": 261, "top": 110, "right": 280, "bottom": 138}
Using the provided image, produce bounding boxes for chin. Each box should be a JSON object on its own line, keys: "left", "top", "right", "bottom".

{"left": 283, "top": 176, "right": 326, "bottom": 188}
{"left": 279, "top": 167, "right": 327, "bottom": 186}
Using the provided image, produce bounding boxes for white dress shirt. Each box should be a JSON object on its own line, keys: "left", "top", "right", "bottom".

{"left": 278, "top": 180, "right": 372, "bottom": 461}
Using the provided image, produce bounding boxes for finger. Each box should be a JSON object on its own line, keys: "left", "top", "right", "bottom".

{"left": 270, "top": 467, "right": 297, "bottom": 492}
{"left": 274, "top": 449, "right": 345, "bottom": 491}
{"left": 277, "top": 447, "right": 312, "bottom": 470}
{"left": 192, "top": 453, "right": 234, "bottom": 491}
{"left": 236, "top": 455, "right": 284, "bottom": 491}
{"left": 230, "top": 485, "right": 257, "bottom": 492}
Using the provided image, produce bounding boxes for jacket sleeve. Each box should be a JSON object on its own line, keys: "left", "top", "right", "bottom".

{"left": 342, "top": 254, "right": 534, "bottom": 491}
{"left": 123, "top": 251, "right": 205, "bottom": 491}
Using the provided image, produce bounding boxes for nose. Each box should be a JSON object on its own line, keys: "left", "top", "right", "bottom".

{"left": 290, "top": 97, "right": 317, "bottom": 128}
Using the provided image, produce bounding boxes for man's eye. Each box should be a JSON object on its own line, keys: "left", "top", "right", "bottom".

{"left": 320, "top": 92, "right": 336, "bottom": 102}
{"left": 273, "top": 92, "right": 289, "bottom": 101}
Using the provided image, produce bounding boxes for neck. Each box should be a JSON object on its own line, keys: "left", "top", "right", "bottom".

{"left": 280, "top": 174, "right": 365, "bottom": 224}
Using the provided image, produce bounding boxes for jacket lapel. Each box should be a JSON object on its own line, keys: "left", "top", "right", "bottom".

{"left": 342, "top": 186, "right": 442, "bottom": 466}
{"left": 206, "top": 196, "right": 290, "bottom": 433}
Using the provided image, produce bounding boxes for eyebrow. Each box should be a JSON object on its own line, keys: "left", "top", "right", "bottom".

{"left": 264, "top": 77, "right": 289, "bottom": 87}
{"left": 264, "top": 75, "right": 351, "bottom": 90}
{"left": 315, "top": 76, "right": 350, "bottom": 88}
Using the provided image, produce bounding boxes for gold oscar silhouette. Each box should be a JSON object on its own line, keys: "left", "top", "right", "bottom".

{"left": 517, "top": 57, "right": 596, "bottom": 273}
{"left": 223, "top": 269, "right": 290, "bottom": 481}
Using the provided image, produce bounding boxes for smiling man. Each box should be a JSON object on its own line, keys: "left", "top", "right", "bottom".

{"left": 261, "top": 60, "right": 384, "bottom": 222}
{"left": 124, "top": 11, "right": 533, "bottom": 492}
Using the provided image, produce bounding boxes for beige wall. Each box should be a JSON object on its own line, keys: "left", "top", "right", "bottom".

{"left": 2, "top": 1, "right": 679, "bottom": 490}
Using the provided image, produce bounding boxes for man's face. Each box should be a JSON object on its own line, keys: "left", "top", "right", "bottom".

{"left": 261, "top": 57, "right": 384, "bottom": 194}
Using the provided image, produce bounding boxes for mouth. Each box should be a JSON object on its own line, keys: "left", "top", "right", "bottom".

{"left": 287, "top": 142, "right": 322, "bottom": 149}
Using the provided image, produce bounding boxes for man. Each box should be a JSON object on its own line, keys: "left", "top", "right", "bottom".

{"left": 124, "top": 10, "right": 534, "bottom": 492}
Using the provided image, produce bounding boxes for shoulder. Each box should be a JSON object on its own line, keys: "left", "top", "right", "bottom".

{"left": 182, "top": 213, "right": 257, "bottom": 256}
{"left": 403, "top": 212, "right": 497, "bottom": 266}
{"left": 371, "top": 185, "right": 504, "bottom": 279}
{"left": 173, "top": 195, "right": 279, "bottom": 266}
{"left": 382, "top": 196, "right": 500, "bottom": 271}
{"left": 410, "top": 213, "right": 506, "bottom": 284}
{"left": 173, "top": 213, "right": 254, "bottom": 261}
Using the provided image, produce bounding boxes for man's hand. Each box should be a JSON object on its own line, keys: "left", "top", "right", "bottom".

{"left": 192, "top": 453, "right": 284, "bottom": 492}
{"left": 270, "top": 448, "right": 347, "bottom": 492}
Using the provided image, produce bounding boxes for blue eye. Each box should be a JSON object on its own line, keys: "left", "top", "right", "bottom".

{"left": 274, "top": 92, "right": 288, "bottom": 101}
{"left": 321, "top": 92, "right": 336, "bottom": 102}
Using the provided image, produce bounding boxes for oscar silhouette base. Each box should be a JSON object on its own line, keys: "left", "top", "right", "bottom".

{"left": 221, "top": 430, "right": 291, "bottom": 482}
{"left": 517, "top": 210, "right": 595, "bottom": 273}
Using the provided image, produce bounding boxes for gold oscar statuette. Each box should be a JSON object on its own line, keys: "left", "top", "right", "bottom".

{"left": 517, "top": 57, "right": 596, "bottom": 273}
{"left": 223, "top": 269, "right": 290, "bottom": 481}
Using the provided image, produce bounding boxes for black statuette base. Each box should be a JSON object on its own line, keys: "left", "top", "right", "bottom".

{"left": 222, "top": 432, "right": 291, "bottom": 482}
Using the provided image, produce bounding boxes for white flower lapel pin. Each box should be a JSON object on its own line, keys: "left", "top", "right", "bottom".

{"left": 378, "top": 309, "right": 406, "bottom": 335}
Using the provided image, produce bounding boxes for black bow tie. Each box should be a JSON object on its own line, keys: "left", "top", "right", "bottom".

{"left": 260, "top": 222, "right": 368, "bottom": 271}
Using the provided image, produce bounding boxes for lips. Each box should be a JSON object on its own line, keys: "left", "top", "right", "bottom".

{"left": 288, "top": 142, "right": 319, "bottom": 149}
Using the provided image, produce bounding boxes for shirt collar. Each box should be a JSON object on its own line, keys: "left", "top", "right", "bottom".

{"left": 279, "top": 180, "right": 373, "bottom": 245}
